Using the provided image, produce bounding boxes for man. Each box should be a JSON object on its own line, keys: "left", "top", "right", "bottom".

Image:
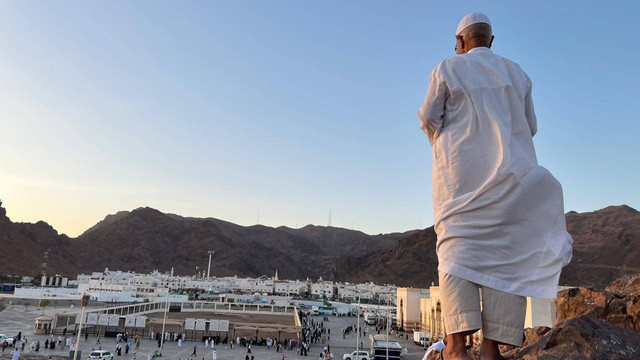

{"left": 11, "top": 347, "right": 19, "bottom": 360}
{"left": 417, "top": 13, "right": 573, "bottom": 360}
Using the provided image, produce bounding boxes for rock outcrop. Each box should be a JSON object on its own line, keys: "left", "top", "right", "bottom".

{"left": 463, "top": 274, "right": 640, "bottom": 359}
{"left": 507, "top": 315, "right": 640, "bottom": 360}
{"left": 554, "top": 273, "right": 640, "bottom": 333}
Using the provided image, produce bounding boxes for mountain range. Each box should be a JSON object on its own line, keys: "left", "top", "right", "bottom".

{"left": 0, "top": 200, "right": 638, "bottom": 290}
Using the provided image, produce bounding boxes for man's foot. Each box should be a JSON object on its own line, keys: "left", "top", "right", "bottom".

{"left": 479, "top": 338, "right": 505, "bottom": 360}
{"left": 441, "top": 347, "right": 473, "bottom": 360}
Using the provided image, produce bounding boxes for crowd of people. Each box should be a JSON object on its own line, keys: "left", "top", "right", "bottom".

{"left": 0, "top": 309, "right": 394, "bottom": 360}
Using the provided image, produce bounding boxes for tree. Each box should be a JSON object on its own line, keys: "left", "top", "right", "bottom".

{"left": 39, "top": 299, "right": 50, "bottom": 308}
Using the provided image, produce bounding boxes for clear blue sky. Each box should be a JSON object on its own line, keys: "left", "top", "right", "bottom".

{"left": 1, "top": 1, "right": 638, "bottom": 237}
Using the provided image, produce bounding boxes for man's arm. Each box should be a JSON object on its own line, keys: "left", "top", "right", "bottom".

{"left": 524, "top": 75, "right": 537, "bottom": 137}
{"left": 417, "top": 67, "right": 449, "bottom": 145}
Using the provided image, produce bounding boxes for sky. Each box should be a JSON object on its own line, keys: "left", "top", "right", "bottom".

{"left": 1, "top": 1, "right": 638, "bottom": 237}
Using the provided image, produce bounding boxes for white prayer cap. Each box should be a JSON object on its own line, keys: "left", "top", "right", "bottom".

{"left": 456, "top": 13, "right": 491, "bottom": 35}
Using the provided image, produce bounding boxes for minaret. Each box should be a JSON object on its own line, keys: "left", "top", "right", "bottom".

{"left": 275, "top": 270, "right": 278, "bottom": 281}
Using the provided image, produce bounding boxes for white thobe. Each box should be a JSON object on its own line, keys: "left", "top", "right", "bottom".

{"left": 418, "top": 47, "right": 573, "bottom": 299}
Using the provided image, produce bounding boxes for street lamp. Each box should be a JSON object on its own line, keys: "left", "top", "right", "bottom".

{"left": 159, "top": 284, "right": 170, "bottom": 355}
{"left": 386, "top": 307, "right": 390, "bottom": 360}
{"left": 356, "top": 289, "right": 361, "bottom": 360}
{"left": 72, "top": 294, "right": 89, "bottom": 360}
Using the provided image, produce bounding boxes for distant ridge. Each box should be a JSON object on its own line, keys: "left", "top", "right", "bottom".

{"left": 331, "top": 204, "right": 640, "bottom": 289}
{"left": 0, "top": 200, "right": 638, "bottom": 289}
{"left": 0, "top": 201, "right": 412, "bottom": 280}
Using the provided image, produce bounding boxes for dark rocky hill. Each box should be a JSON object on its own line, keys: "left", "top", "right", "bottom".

{"left": 331, "top": 226, "right": 439, "bottom": 286}
{"left": 1, "top": 201, "right": 638, "bottom": 289}
{"left": 0, "top": 202, "right": 407, "bottom": 280}
{"left": 560, "top": 205, "right": 640, "bottom": 288}
{"left": 332, "top": 205, "right": 640, "bottom": 290}
{"left": 0, "top": 201, "right": 77, "bottom": 276}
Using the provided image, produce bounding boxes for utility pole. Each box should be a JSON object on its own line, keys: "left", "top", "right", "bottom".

{"left": 356, "top": 293, "right": 361, "bottom": 360}
{"left": 207, "top": 251, "right": 215, "bottom": 279}
{"left": 159, "top": 284, "right": 170, "bottom": 355}
{"left": 72, "top": 294, "right": 89, "bottom": 360}
{"left": 386, "top": 307, "right": 390, "bottom": 360}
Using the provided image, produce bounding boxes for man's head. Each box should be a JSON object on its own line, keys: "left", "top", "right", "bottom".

{"left": 455, "top": 13, "right": 494, "bottom": 55}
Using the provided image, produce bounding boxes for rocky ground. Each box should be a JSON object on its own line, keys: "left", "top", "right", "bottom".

{"left": 467, "top": 273, "right": 640, "bottom": 360}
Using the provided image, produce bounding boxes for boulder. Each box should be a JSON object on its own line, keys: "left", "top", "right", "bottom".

{"left": 467, "top": 326, "right": 551, "bottom": 359}
{"left": 555, "top": 278, "right": 640, "bottom": 333}
{"left": 627, "top": 295, "right": 640, "bottom": 332}
{"left": 605, "top": 273, "right": 640, "bottom": 298}
{"left": 554, "top": 287, "right": 610, "bottom": 326}
{"left": 511, "top": 315, "right": 640, "bottom": 360}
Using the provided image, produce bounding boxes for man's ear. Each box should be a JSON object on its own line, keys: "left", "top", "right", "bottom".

{"left": 456, "top": 35, "right": 464, "bottom": 54}
{"left": 489, "top": 35, "right": 495, "bottom": 48}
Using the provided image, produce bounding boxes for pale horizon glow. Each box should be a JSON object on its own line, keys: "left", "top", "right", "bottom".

{"left": 1, "top": 1, "right": 639, "bottom": 237}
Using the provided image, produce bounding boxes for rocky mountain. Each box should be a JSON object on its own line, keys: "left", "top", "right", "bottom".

{"left": 560, "top": 205, "right": 640, "bottom": 288}
{"left": 331, "top": 226, "right": 439, "bottom": 286}
{"left": 332, "top": 205, "right": 640, "bottom": 290}
{"left": 279, "top": 225, "right": 414, "bottom": 259}
{"left": 0, "top": 202, "right": 77, "bottom": 276}
{"left": 0, "top": 201, "right": 411, "bottom": 280}
{"left": 1, "top": 201, "right": 638, "bottom": 289}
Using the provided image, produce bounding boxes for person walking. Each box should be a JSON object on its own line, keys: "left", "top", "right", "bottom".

{"left": 191, "top": 345, "right": 197, "bottom": 357}
{"left": 11, "top": 347, "right": 19, "bottom": 360}
{"left": 417, "top": 12, "right": 573, "bottom": 360}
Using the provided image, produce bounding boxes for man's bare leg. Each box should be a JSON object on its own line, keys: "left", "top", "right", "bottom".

{"left": 442, "top": 330, "right": 474, "bottom": 360}
{"left": 479, "top": 337, "right": 503, "bottom": 360}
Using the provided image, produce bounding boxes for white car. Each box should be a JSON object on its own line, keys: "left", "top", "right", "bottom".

{"left": 87, "top": 350, "right": 114, "bottom": 360}
{"left": 0, "top": 334, "right": 14, "bottom": 346}
{"left": 343, "top": 351, "right": 370, "bottom": 360}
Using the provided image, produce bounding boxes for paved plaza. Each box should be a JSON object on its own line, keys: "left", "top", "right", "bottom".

{"left": 0, "top": 305, "right": 427, "bottom": 360}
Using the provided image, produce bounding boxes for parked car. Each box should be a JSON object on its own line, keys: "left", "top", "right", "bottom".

{"left": 87, "top": 350, "right": 114, "bottom": 360}
{"left": 343, "top": 351, "right": 370, "bottom": 360}
{"left": 0, "top": 334, "right": 14, "bottom": 346}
